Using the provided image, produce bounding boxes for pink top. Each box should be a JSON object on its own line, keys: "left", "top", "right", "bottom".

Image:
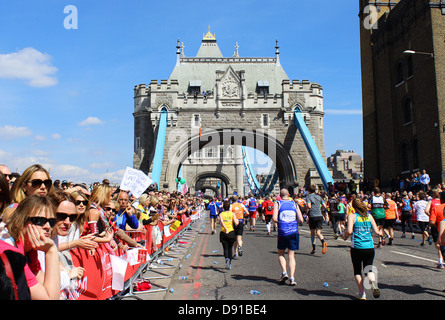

{"left": 0, "top": 240, "right": 39, "bottom": 288}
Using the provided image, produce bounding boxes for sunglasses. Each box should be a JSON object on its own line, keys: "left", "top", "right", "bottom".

{"left": 27, "top": 216, "right": 57, "bottom": 227}
{"left": 56, "top": 212, "right": 79, "bottom": 222}
{"left": 76, "top": 200, "right": 88, "bottom": 206}
{"left": 27, "top": 179, "right": 52, "bottom": 189}
{"left": 104, "top": 207, "right": 118, "bottom": 213}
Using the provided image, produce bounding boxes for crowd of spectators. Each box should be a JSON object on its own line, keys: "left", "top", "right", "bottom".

{"left": 0, "top": 163, "right": 204, "bottom": 300}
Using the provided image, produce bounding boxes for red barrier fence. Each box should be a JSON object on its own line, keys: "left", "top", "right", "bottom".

{"left": 64, "top": 214, "right": 192, "bottom": 300}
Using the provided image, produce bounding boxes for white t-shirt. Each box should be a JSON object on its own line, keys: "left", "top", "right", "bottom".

{"left": 413, "top": 200, "right": 429, "bottom": 222}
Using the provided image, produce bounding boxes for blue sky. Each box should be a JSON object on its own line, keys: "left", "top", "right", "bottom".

{"left": 0, "top": 0, "right": 363, "bottom": 184}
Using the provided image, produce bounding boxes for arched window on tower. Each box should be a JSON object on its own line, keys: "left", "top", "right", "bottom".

{"left": 403, "top": 97, "right": 413, "bottom": 125}
{"left": 400, "top": 142, "right": 409, "bottom": 173}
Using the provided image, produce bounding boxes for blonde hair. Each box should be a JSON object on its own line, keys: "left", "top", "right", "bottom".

{"left": 90, "top": 184, "right": 113, "bottom": 208}
{"left": 352, "top": 198, "right": 368, "bottom": 218}
{"left": 139, "top": 194, "right": 148, "bottom": 206}
{"left": 7, "top": 195, "right": 56, "bottom": 241}
{"left": 11, "top": 164, "right": 53, "bottom": 204}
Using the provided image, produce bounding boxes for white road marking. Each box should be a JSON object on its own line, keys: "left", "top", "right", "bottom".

{"left": 390, "top": 250, "right": 437, "bottom": 263}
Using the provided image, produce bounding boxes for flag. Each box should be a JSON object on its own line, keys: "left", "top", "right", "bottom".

{"left": 182, "top": 182, "right": 188, "bottom": 195}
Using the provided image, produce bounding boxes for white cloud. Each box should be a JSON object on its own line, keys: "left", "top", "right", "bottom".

{"left": 51, "top": 133, "right": 61, "bottom": 139}
{"left": 0, "top": 47, "right": 58, "bottom": 87}
{"left": 34, "top": 135, "right": 46, "bottom": 141}
{"left": 325, "top": 109, "right": 362, "bottom": 115}
{"left": 90, "top": 162, "right": 115, "bottom": 169}
{"left": 78, "top": 117, "right": 103, "bottom": 126}
{"left": 0, "top": 125, "right": 33, "bottom": 140}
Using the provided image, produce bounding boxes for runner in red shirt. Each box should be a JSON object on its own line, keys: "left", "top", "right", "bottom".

{"left": 428, "top": 190, "right": 445, "bottom": 268}
{"left": 262, "top": 196, "right": 275, "bottom": 236}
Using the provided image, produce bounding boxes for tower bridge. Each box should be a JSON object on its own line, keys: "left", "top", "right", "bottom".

{"left": 133, "top": 28, "right": 333, "bottom": 196}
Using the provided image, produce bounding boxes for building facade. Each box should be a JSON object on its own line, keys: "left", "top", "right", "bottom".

{"left": 133, "top": 29, "right": 329, "bottom": 195}
{"left": 327, "top": 150, "right": 364, "bottom": 181}
{"left": 359, "top": 0, "right": 445, "bottom": 186}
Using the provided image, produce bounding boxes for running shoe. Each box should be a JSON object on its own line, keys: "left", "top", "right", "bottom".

{"left": 289, "top": 277, "right": 297, "bottom": 286}
{"left": 279, "top": 272, "right": 289, "bottom": 284}
{"left": 370, "top": 281, "right": 380, "bottom": 298}
{"left": 358, "top": 291, "right": 366, "bottom": 300}
{"left": 225, "top": 258, "right": 231, "bottom": 270}
{"left": 238, "top": 246, "right": 243, "bottom": 257}
{"left": 322, "top": 241, "right": 328, "bottom": 254}
{"left": 428, "top": 235, "right": 433, "bottom": 245}
{"left": 310, "top": 248, "right": 317, "bottom": 255}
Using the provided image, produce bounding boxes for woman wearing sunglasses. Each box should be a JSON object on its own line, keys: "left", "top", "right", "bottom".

{"left": 1, "top": 195, "right": 60, "bottom": 300}
{"left": 86, "top": 184, "right": 115, "bottom": 251}
{"left": 2, "top": 164, "right": 54, "bottom": 223}
{"left": 57, "top": 190, "right": 97, "bottom": 253}
{"left": 48, "top": 190, "right": 87, "bottom": 299}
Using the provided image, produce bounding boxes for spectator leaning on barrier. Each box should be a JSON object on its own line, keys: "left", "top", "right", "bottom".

{"left": 104, "top": 200, "right": 142, "bottom": 252}
{"left": 48, "top": 190, "right": 86, "bottom": 297}
{"left": 58, "top": 190, "right": 98, "bottom": 253}
{"left": 1, "top": 195, "right": 60, "bottom": 299}
{"left": 87, "top": 184, "right": 114, "bottom": 248}
{"left": 115, "top": 191, "right": 139, "bottom": 231}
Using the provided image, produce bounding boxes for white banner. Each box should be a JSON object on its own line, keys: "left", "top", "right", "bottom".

{"left": 120, "top": 167, "right": 152, "bottom": 198}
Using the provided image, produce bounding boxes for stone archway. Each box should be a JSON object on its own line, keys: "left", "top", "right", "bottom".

{"left": 193, "top": 171, "right": 230, "bottom": 198}
{"left": 164, "top": 128, "right": 298, "bottom": 195}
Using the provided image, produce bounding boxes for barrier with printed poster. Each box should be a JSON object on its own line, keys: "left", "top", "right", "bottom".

{"left": 64, "top": 214, "right": 192, "bottom": 300}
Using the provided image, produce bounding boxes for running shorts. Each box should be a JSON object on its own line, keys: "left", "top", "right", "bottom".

{"left": 374, "top": 218, "right": 385, "bottom": 227}
{"left": 418, "top": 221, "right": 429, "bottom": 232}
{"left": 249, "top": 211, "right": 257, "bottom": 219}
{"left": 234, "top": 220, "right": 244, "bottom": 236}
{"left": 308, "top": 216, "right": 323, "bottom": 230}
{"left": 277, "top": 232, "right": 299, "bottom": 251}
{"left": 384, "top": 219, "right": 395, "bottom": 229}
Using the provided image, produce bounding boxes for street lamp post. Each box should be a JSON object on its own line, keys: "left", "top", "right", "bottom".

{"left": 403, "top": 50, "right": 434, "bottom": 59}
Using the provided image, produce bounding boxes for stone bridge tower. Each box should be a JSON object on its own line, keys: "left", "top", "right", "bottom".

{"left": 133, "top": 28, "right": 328, "bottom": 196}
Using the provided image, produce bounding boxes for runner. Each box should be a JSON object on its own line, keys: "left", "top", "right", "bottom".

{"left": 383, "top": 193, "right": 397, "bottom": 246}
{"left": 338, "top": 197, "right": 346, "bottom": 236}
{"left": 398, "top": 191, "right": 415, "bottom": 239}
{"left": 327, "top": 193, "right": 340, "bottom": 239}
{"left": 262, "top": 196, "right": 275, "bottom": 236}
{"left": 230, "top": 195, "right": 249, "bottom": 258}
{"left": 413, "top": 191, "right": 430, "bottom": 246}
{"left": 247, "top": 194, "right": 258, "bottom": 231}
{"left": 306, "top": 185, "right": 328, "bottom": 255}
{"left": 218, "top": 200, "right": 239, "bottom": 270}
{"left": 428, "top": 190, "right": 445, "bottom": 268}
{"left": 208, "top": 198, "right": 219, "bottom": 234}
{"left": 368, "top": 187, "right": 387, "bottom": 248}
{"left": 273, "top": 189, "right": 304, "bottom": 286}
{"left": 343, "top": 197, "right": 382, "bottom": 300}
{"left": 425, "top": 188, "right": 445, "bottom": 269}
